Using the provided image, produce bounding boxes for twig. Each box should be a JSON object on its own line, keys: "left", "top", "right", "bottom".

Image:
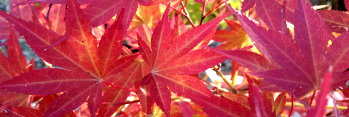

{"left": 309, "top": 90, "right": 317, "bottom": 106}
{"left": 200, "top": 76, "right": 228, "bottom": 93}
{"left": 199, "top": 0, "right": 208, "bottom": 25}
{"left": 46, "top": 4, "right": 53, "bottom": 20}
{"left": 199, "top": 0, "right": 228, "bottom": 25}
{"left": 212, "top": 66, "right": 237, "bottom": 93}
{"left": 284, "top": 102, "right": 348, "bottom": 110}
{"left": 180, "top": 1, "right": 195, "bottom": 28}
{"left": 289, "top": 96, "right": 294, "bottom": 117}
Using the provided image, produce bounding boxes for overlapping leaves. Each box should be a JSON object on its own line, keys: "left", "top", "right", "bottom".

{"left": 2, "top": 0, "right": 349, "bottom": 116}
{"left": 0, "top": 0, "right": 253, "bottom": 116}
{"left": 136, "top": 7, "right": 253, "bottom": 116}
{"left": 214, "top": 0, "right": 349, "bottom": 98}
{"left": 0, "top": 0, "right": 137, "bottom": 116}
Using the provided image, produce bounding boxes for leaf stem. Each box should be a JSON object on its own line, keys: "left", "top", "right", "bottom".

{"left": 180, "top": 1, "right": 195, "bottom": 28}
{"left": 309, "top": 90, "right": 317, "bottom": 106}
{"left": 200, "top": 76, "right": 227, "bottom": 93}
{"left": 199, "top": 0, "right": 208, "bottom": 25}
{"left": 284, "top": 102, "right": 347, "bottom": 110}
{"left": 199, "top": 0, "right": 228, "bottom": 25}
{"left": 46, "top": 4, "right": 53, "bottom": 19}
{"left": 212, "top": 66, "right": 237, "bottom": 93}
{"left": 289, "top": 96, "right": 294, "bottom": 117}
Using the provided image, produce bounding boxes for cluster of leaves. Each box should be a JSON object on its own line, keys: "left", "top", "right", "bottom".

{"left": 1, "top": 0, "right": 349, "bottom": 116}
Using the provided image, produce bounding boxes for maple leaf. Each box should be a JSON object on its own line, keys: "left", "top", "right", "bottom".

{"left": 189, "top": 94, "right": 254, "bottom": 117}
{"left": 0, "top": 16, "right": 9, "bottom": 40}
{"left": 210, "top": 48, "right": 272, "bottom": 72}
{"left": 174, "top": 101, "right": 194, "bottom": 116}
{"left": 345, "top": 0, "right": 349, "bottom": 10}
{"left": 135, "top": 6, "right": 252, "bottom": 116}
{"left": 130, "top": 4, "right": 165, "bottom": 30}
{"left": 83, "top": 0, "right": 139, "bottom": 27}
{"left": 241, "top": 0, "right": 256, "bottom": 12}
{"left": 318, "top": 10, "right": 349, "bottom": 33}
{"left": 17, "top": 0, "right": 161, "bottom": 28}
{"left": 11, "top": 0, "right": 33, "bottom": 21}
{"left": 273, "top": 92, "right": 287, "bottom": 116}
{"left": 45, "top": 4, "right": 67, "bottom": 35}
{"left": 0, "top": 107, "right": 42, "bottom": 116}
{"left": 4, "top": 0, "right": 349, "bottom": 116}
{"left": 306, "top": 68, "right": 333, "bottom": 117}
{"left": 212, "top": 20, "right": 250, "bottom": 50}
{"left": 241, "top": 0, "right": 297, "bottom": 25}
{"left": 0, "top": 0, "right": 138, "bottom": 116}
{"left": 219, "top": 0, "right": 349, "bottom": 98}
{"left": 98, "top": 59, "right": 149, "bottom": 116}
{"left": 0, "top": 26, "right": 27, "bottom": 80}
{"left": 85, "top": 0, "right": 181, "bottom": 27}
{"left": 0, "top": 24, "right": 32, "bottom": 111}
{"left": 16, "top": 0, "right": 96, "bottom": 5}
{"left": 255, "top": 0, "right": 289, "bottom": 33}
{"left": 246, "top": 75, "right": 275, "bottom": 117}
{"left": 83, "top": 0, "right": 169, "bottom": 27}
{"left": 136, "top": 84, "right": 154, "bottom": 114}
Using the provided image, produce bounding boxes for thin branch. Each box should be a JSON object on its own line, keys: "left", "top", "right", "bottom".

{"left": 309, "top": 90, "right": 317, "bottom": 106}
{"left": 199, "top": 0, "right": 208, "bottom": 25}
{"left": 199, "top": 0, "right": 228, "bottom": 25}
{"left": 289, "top": 96, "right": 294, "bottom": 117}
{"left": 177, "top": 0, "right": 188, "bottom": 12}
{"left": 200, "top": 76, "right": 228, "bottom": 93}
{"left": 180, "top": 1, "right": 195, "bottom": 28}
{"left": 284, "top": 102, "right": 347, "bottom": 110}
{"left": 211, "top": 0, "right": 218, "bottom": 12}
{"left": 212, "top": 66, "right": 237, "bottom": 93}
{"left": 204, "top": 0, "right": 227, "bottom": 18}
{"left": 46, "top": 4, "right": 53, "bottom": 20}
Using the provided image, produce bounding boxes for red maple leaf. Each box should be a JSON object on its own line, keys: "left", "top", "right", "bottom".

{"left": 135, "top": 6, "right": 253, "bottom": 116}
{"left": 0, "top": 24, "right": 35, "bottom": 115}
{"left": 214, "top": 0, "right": 349, "bottom": 98}
{"left": 0, "top": 0, "right": 138, "bottom": 116}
